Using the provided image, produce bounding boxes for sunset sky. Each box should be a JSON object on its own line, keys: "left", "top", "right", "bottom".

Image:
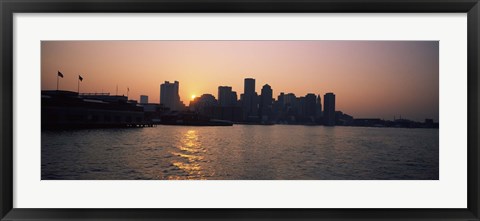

{"left": 41, "top": 41, "right": 439, "bottom": 121}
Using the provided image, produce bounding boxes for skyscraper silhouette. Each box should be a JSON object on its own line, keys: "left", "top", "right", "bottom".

{"left": 304, "top": 93, "right": 317, "bottom": 119}
{"left": 324, "top": 92, "right": 336, "bottom": 126}
{"left": 218, "top": 86, "right": 234, "bottom": 106}
{"left": 160, "top": 81, "right": 180, "bottom": 111}
{"left": 259, "top": 84, "right": 273, "bottom": 121}
{"left": 316, "top": 95, "right": 323, "bottom": 118}
{"left": 243, "top": 78, "right": 258, "bottom": 120}
{"left": 244, "top": 78, "right": 255, "bottom": 95}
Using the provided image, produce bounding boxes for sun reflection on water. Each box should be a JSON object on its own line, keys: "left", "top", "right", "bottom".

{"left": 168, "top": 129, "right": 207, "bottom": 179}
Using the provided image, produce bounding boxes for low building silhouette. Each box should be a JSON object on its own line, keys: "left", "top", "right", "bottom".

{"left": 140, "top": 103, "right": 169, "bottom": 123}
{"left": 140, "top": 95, "right": 148, "bottom": 104}
{"left": 353, "top": 118, "right": 384, "bottom": 127}
{"left": 335, "top": 111, "right": 354, "bottom": 126}
{"left": 42, "top": 90, "right": 145, "bottom": 129}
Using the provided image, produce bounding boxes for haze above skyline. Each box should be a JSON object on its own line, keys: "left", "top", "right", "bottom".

{"left": 41, "top": 40, "right": 439, "bottom": 121}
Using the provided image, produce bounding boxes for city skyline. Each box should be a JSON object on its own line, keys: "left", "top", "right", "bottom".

{"left": 41, "top": 41, "right": 439, "bottom": 121}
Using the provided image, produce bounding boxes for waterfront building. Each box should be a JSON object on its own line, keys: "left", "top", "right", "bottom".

{"left": 324, "top": 92, "right": 336, "bottom": 126}
{"left": 140, "top": 95, "right": 148, "bottom": 104}
{"left": 142, "top": 103, "right": 168, "bottom": 122}
{"left": 191, "top": 94, "right": 217, "bottom": 114}
{"left": 272, "top": 92, "right": 284, "bottom": 117}
{"left": 242, "top": 78, "right": 259, "bottom": 121}
{"left": 304, "top": 93, "right": 317, "bottom": 120}
{"left": 191, "top": 93, "right": 242, "bottom": 122}
{"left": 284, "top": 93, "right": 296, "bottom": 107}
{"left": 231, "top": 91, "right": 238, "bottom": 106}
{"left": 244, "top": 78, "right": 255, "bottom": 95}
{"left": 283, "top": 93, "right": 297, "bottom": 114}
{"left": 277, "top": 92, "right": 285, "bottom": 109}
{"left": 178, "top": 100, "right": 187, "bottom": 111}
{"left": 297, "top": 96, "right": 305, "bottom": 119}
{"left": 42, "top": 90, "right": 144, "bottom": 129}
{"left": 259, "top": 84, "right": 273, "bottom": 121}
{"left": 80, "top": 92, "right": 127, "bottom": 103}
{"left": 281, "top": 93, "right": 297, "bottom": 122}
{"left": 218, "top": 86, "right": 237, "bottom": 107}
{"left": 316, "top": 95, "right": 322, "bottom": 118}
{"left": 204, "top": 106, "right": 243, "bottom": 122}
{"left": 335, "top": 111, "right": 354, "bottom": 126}
{"left": 160, "top": 81, "right": 181, "bottom": 111}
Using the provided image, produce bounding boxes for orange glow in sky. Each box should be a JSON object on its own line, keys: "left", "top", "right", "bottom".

{"left": 41, "top": 41, "right": 439, "bottom": 121}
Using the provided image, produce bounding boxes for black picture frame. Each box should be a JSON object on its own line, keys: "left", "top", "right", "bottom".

{"left": 1, "top": 0, "right": 479, "bottom": 220}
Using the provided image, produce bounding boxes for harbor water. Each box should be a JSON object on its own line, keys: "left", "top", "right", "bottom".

{"left": 41, "top": 125, "right": 439, "bottom": 180}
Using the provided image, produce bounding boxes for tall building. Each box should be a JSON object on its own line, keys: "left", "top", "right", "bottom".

{"left": 139, "top": 95, "right": 148, "bottom": 104}
{"left": 323, "top": 92, "right": 336, "bottom": 126}
{"left": 244, "top": 78, "right": 255, "bottom": 95}
{"left": 316, "top": 95, "right": 322, "bottom": 118}
{"left": 231, "top": 91, "right": 238, "bottom": 106}
{"left": 273, "top": 92, "right": 285, "bottom": 116}
{"left": 297, "top": 97, "right": 305, "bottom": 117}
{"left": 259, "top": 84, "right": 273, "bottom": 120}
{"left": 218, "top": 86, "right": 237, "bottom": 106}
{"left": 284, "top": 93, "right": 297, "bottom": 116}
{"left": 284, "top": 93, "right": 296, "bottom": 107}
{"left": 277, "top": 92, "right": 285, "bottom": 108}
{"left": 239, "top": 93, "right": 244, "bottom": 107}
{"left": 242, "top": 78, "right": 258, "bottom": 120}
{"left": 304, "top": 93, "right": 317, "bottom": 118}
{"left": 160, "top": 81, "right": 181, "bottom": 111}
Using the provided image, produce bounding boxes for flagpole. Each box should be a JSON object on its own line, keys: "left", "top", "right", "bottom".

{"left": 77, "top": 78, "right": 80, "bottom": 94}
{"left": 57, "top": 73, "right": 59, "bottom": 91}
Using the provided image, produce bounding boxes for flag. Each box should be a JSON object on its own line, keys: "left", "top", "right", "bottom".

{"left": 127, "top": 87, "right": 129, "bottom": 92}
{"left": 79, "top": 75, "right": 83, "bottom": 81}
{"left": 57, "top": 71, "right": 63, "bottom": 78}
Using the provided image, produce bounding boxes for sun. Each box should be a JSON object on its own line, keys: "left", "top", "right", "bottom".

{"left": 191, "top": 94, "right": 196, "bottom": 100}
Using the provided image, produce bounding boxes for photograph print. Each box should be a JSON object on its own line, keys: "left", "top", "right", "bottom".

{"left": 41, "top": 40, "right": 439, "bottom": 180}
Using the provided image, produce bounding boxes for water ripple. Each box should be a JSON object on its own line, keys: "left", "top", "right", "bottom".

{"left": 41, "top": 125, "right": 439, "bottom": 180}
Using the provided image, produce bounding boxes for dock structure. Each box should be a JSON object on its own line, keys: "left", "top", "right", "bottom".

{"left": 126, "top": 123, "right": 156, "bottom": 128}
